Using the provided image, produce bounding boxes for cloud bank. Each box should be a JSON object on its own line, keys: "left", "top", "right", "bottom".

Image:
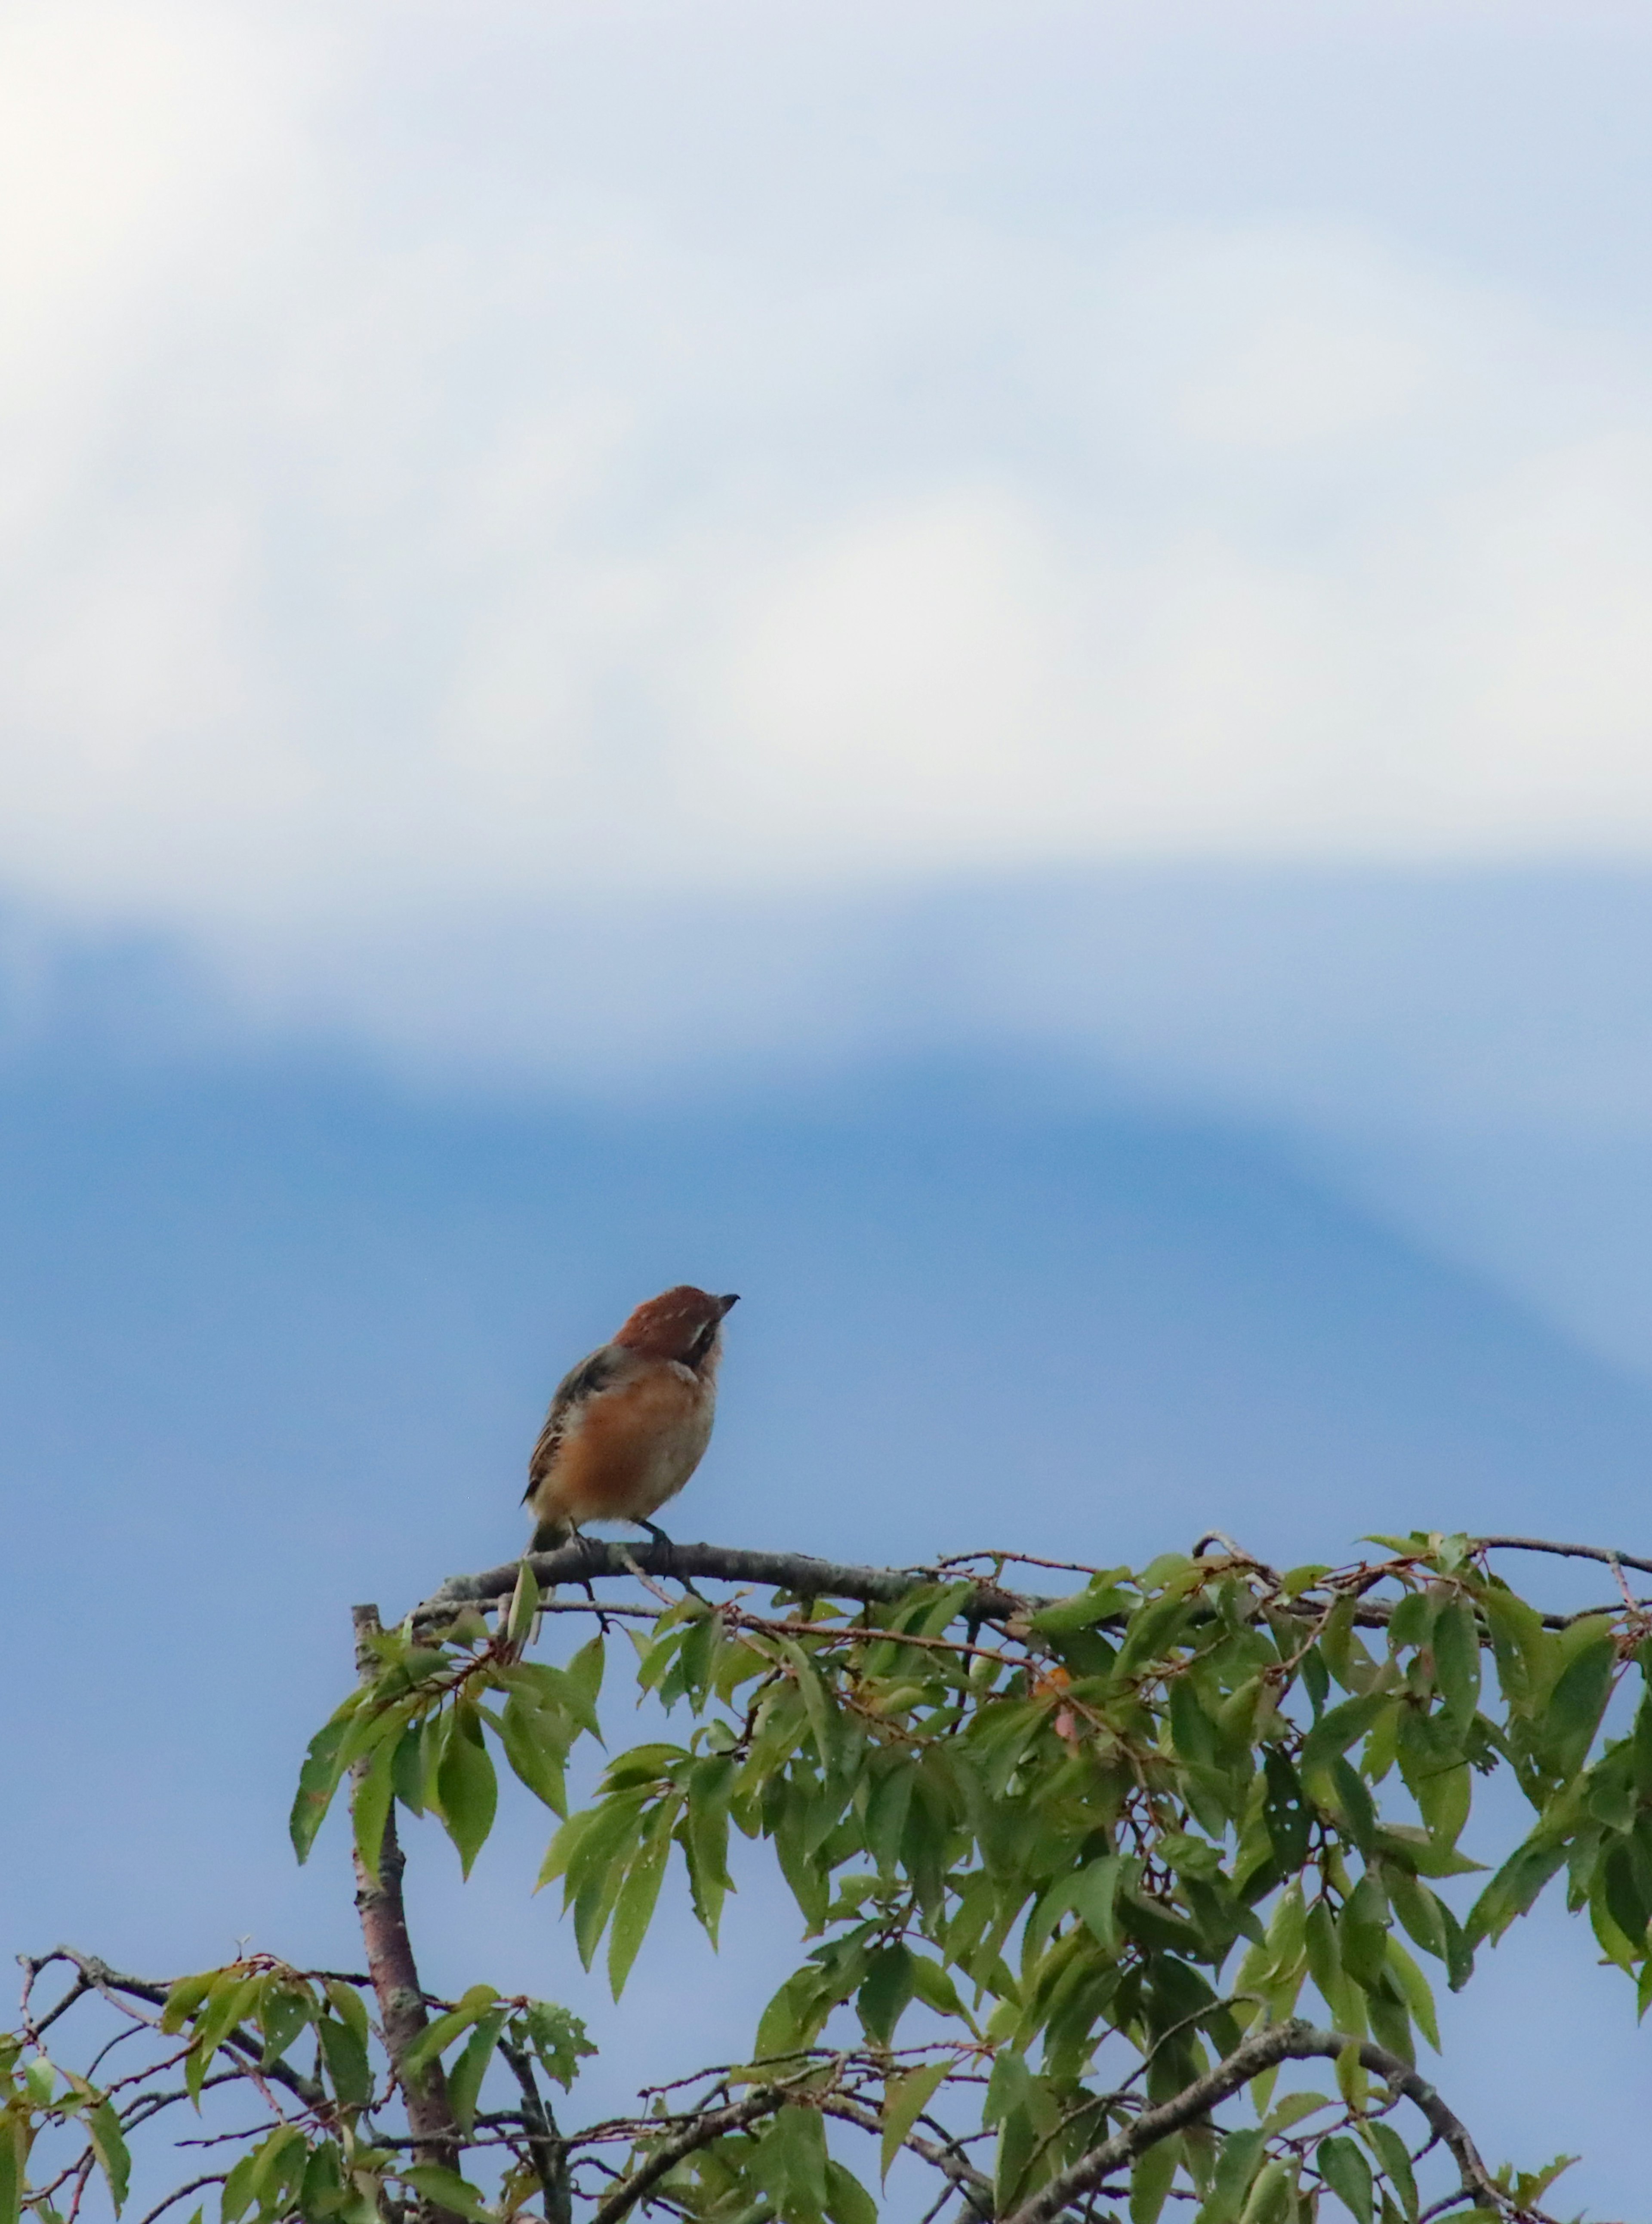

{"left": 4, "top": 0, "right": 1652, "bottom": 955}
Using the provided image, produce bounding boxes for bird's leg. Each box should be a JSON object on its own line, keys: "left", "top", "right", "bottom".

{"left": 638, "top": 1520, "right": 709, "bottom": 1604}
{"left": 571, "top": 1525, "right": 601, "bottom": 1610}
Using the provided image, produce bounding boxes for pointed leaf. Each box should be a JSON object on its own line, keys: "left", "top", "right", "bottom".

{"left": 437, "top": 1704, "right": 499, "bottom": 1877}
{"left": 881, "top": 2057, "right": 952, "bottom": 2181}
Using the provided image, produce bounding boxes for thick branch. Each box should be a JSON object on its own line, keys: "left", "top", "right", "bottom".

{"left": 413, "top": 1540, "right": 1033, "bottom": 1628}
{"left": 1002, "top": 2021, "right": 1506, "bottom": 2224}
{"left": 350, "top": 1605, "right": 464, "bottom": 2220}
{"left": 413, "top": 1533, "right": 1644, "bottom": 1646}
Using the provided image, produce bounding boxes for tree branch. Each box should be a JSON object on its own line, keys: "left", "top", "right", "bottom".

{"left": 412, "top": 1540, "right": 1034, "bottom": 1629}
{"left": 18, "top": 1951, "right": 324, "bottom": 2111}
{"left": 410, "top": 1534, "right": 1625, "bottom": 1648}
{"left": 350, "top": 1605, "right": 464, "bottom": 2223}
{"left": 499, "top": 2036, "right": 570, "bottom": 2224}
{"left": 585, "top": 2084, "right": 788, "bottom": 2224}
{"left": 1002, "top": 2022, "right": 1508, "bottom": 2224}
{"left": 1476, "top": 1534, "right": 1652, "bottom": 1582}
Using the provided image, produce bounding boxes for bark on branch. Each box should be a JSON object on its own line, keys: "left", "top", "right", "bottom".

{"left": 350, "top": 1604, "right": 465, "bottom": 2224}
{"left": 413, "top": 1539, "right": 1035, "bottom": 1629}
{"left": 409, "top": 1532, "right": 1638, "bottom": 1647}
{"left": 1002, "top": 2020, "right": 1510, "bottom": 2224}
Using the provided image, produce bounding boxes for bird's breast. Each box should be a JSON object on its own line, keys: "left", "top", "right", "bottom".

{"left": 540, "top": 1361, "right": 716, "bottom": 1523}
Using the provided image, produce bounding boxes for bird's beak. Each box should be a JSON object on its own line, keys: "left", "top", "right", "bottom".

{"left": 718, "top": 1293, "right": 740, "bottom": 1315}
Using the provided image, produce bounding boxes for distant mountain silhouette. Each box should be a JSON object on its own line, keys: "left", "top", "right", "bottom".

{"left": 3, "top": 1051, "right": 1647, "bottom": 1605}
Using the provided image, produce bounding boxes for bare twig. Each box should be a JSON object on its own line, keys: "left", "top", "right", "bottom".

{"left": 1475, "top": 1535, "right": 1652, "bottom": 1581}
{"left": 131, "top": 2172, "right": 230, "bottom": 2224}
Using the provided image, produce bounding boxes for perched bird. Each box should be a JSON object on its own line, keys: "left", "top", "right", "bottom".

{"left": 524, "top": 1285, "right": 740, "bottom": 1552}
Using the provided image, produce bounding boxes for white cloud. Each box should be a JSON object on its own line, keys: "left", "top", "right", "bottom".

{"left": 4, "top": 2, "right": 1652, "bottom": 944}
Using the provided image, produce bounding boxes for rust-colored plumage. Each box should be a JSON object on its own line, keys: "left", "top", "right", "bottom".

{"left": 523, "top": 1285, "right": 738, "bottom": 1551}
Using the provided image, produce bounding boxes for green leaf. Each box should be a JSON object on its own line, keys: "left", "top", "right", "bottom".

{"left": 299, "top": 2144, "right": 343, "bottom": 2220}
{"left": 880, "top": 2057, "right": 952, "bottom": 2181}
{"left": 1263, "top": 1750, "right": 1310, "bottom": 1870}
{"left": 289, "top": 1710, "right": 359, "bottom": 1863}
{"left": 87, "top": 2099, "right": 130, "bottom": 2213}
{"left": 1209, "top": 2128, "right": 1267, "bottom": 2222}
{"left": 607, "top": 1806, "right": 677, "bottom": 1996}
{"left": 1317, "top": 2134, "right": 1374, "bottom": 2224}
{"left": 518, "top": 1999, "right": 594, "bottom": 2089}
{"left": 1383, "top": 1935, "right": 1439, "bottom": 2052}
{"left": 437, "top": 1702, "right": 499, "bottom": 1877}
{"left": 1031, "top": 1583, "right": 1132, "bottom": 1636}
{"left": 1467, "top": 1837, "right": 1570, "bottom": 1947}
{"left": 1302, "top": 1693, "right": 1388, "bottom": 1780}
{"left": 1237, "top": 2158, "right": 1293, "bottom": 2224}
{"left": 823, "top": 2159, "right": 878, "bottom": 2224}
{"left": 258, "top": 1981, "right": 316, "bottom": 2068}
{"left": 1431, "top": 1598, "right": 1481, "bottom": 1731}
{"left": 1262, "top": 2093, "right": 1336, "bottom": 2135}
{"left": 220, "top": 2149, "right": 259, "bottom": 2224}
{"left": 0, "top": 2114, "right": 24, "bottom": 2224}
{"left": 324, "top": 1980, "right": 370, "bottom": 2048}
{"left": 398, "top": 2165, "right": 493, "bottom": 2220}
{"left": 564, "top": 1634, "right": 607, "bottom": 1732}
{"left": 158, "top": 1970, "right": 219, "bottom": 2034}
{"left": 186, "top": 1974, "right": 262, "bottom": 2103}
{"left": 1362, "top": 2122, "right": 1418, "bottom": 2221}
{"left": 857, "top": 1944, "right": 916, "bottom": 2045}
{"left": 1542, "top": 1626, "right": 1617, "bottom": 1777}
{"left": 1069, "top": 1854, "right": 1124, "bottom": 1955}
{"left": 447, "top": 2010, "right": 507, "bottom": 2137}
{"left": 506, "top": 1562, "right": 541, "bottom": 1648}
{"left": 351, "top": 1731, "right": 400, "bottom": 1885}
{"left": 775, "top": 1639, "right": 838, "bottom": 1774}
{"left": 248, "top": 2125, "right": 307, "bottom": 2212}
{"left": 752, "top": 2103, "right": 830, "bottom": 2224}
{"left": 1129, "top": 2138, "right": 1180, "bottom": 2224}
{"left": 401, "top": 1987, "right": 501, "bottom": 2082}
{"left": 317, "top": 2016, "right": 373, "bottom": 2110}
{"left": 498, "top": 1695, "right": 569, "bottom": 1817}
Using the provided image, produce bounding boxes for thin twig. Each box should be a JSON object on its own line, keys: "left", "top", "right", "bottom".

{"left": 131, "top": 2173, "right": 229, "bottom": 2224}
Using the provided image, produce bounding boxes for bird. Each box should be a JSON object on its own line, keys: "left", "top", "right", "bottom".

{"left": 524, "top": 1285, "right": 740, "bottom": 1553}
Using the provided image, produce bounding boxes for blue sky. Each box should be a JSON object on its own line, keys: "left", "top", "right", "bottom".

{"left": 7, "top": 2, "right": 1652, "bottom": 2213}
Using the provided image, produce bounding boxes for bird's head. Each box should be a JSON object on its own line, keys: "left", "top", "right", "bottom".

{"left": 613, "top": 1285, "right": 739, "bottom": 1371}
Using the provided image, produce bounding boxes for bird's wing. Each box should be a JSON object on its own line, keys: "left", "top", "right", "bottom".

{"left": 524, "top": 1343, "right": 625, "bottom": 1502}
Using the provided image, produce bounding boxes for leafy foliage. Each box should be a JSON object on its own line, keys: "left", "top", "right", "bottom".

{"left": 10, "top": 1534, "right": 1652, "bottom": 2224}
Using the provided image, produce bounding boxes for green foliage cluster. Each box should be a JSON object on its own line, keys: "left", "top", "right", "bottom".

{"left": 10, "top": 1530, "right": 1651, "bottom": 2224}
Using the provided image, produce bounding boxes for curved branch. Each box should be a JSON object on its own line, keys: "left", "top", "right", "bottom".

{"left": 1476, "top": 1534, "right": 1652, "bottom": 1581}
{"left": 1002, "top": 2022, "right": 1507, "bottom": 2224}
{"left": 586, "top": 2083, "right": 787, "bottom": 2224}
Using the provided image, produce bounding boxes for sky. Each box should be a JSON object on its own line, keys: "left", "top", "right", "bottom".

{"left": 7, "top": 0, "right": 1652, "bottom": 2214}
